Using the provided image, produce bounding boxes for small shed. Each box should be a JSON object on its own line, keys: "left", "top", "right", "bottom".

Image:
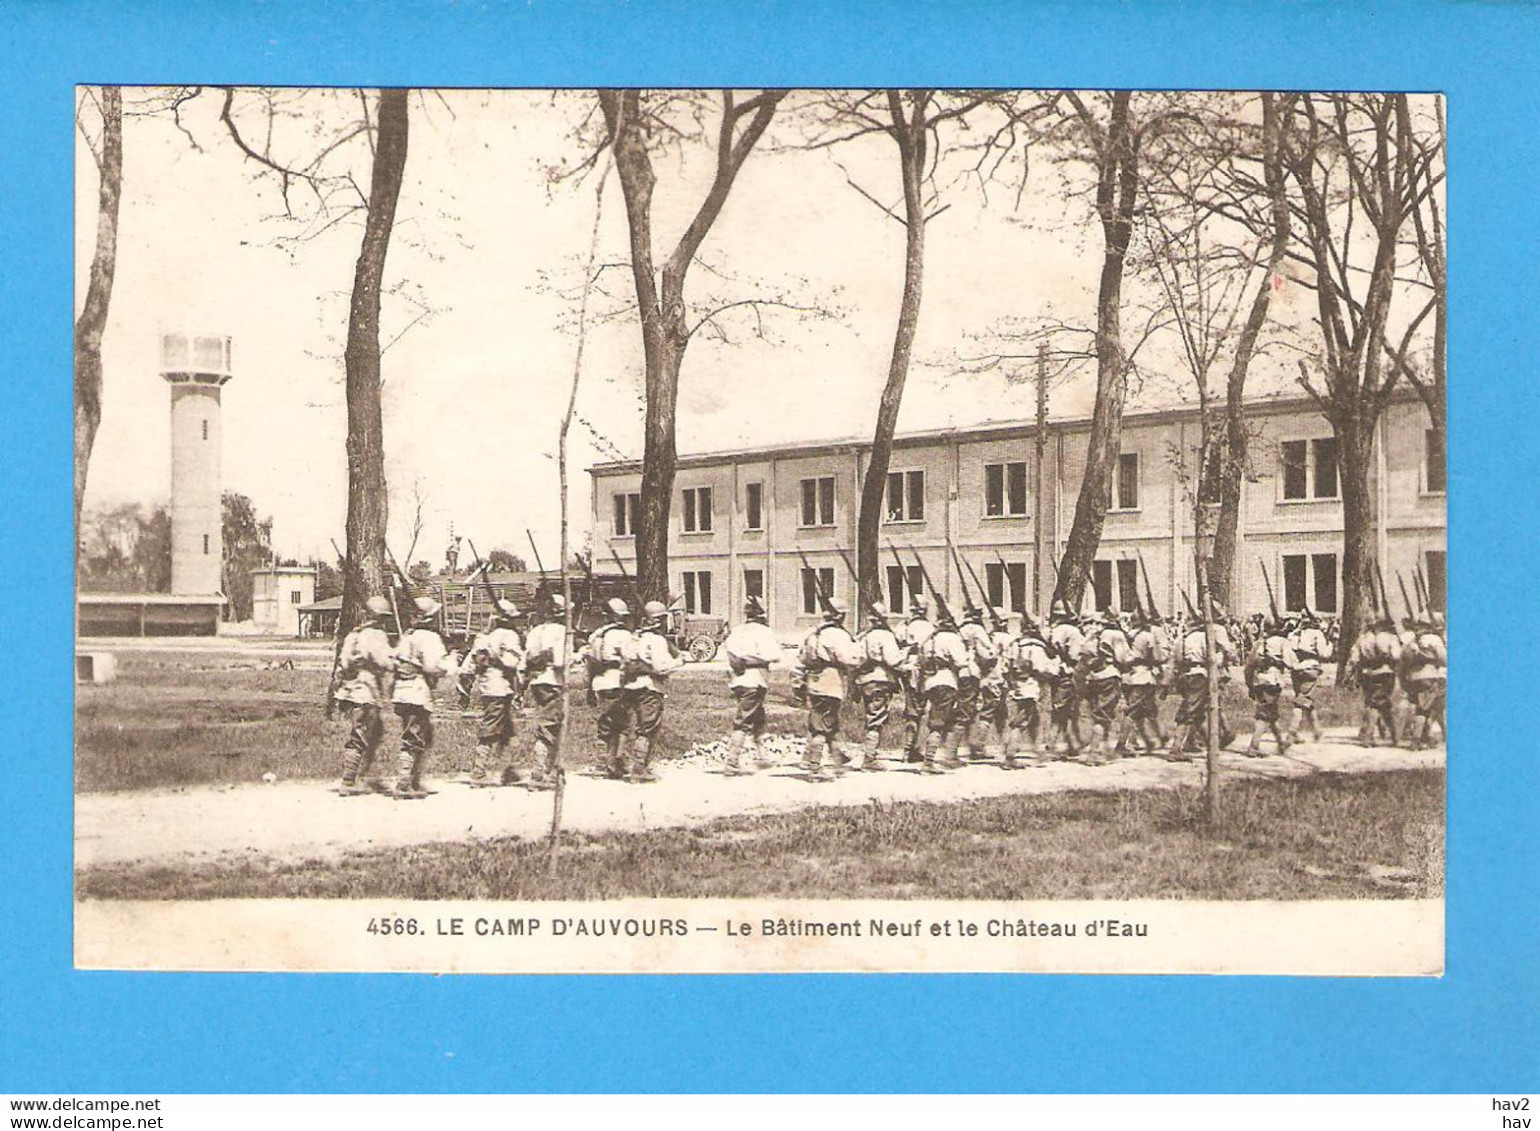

{"left": 251, "top": 566, "right": 317, "bottom": 636}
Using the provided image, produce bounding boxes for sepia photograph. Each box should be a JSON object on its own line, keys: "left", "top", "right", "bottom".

{"left": 72, "top": 86, "right": 1447, "bottom": 974}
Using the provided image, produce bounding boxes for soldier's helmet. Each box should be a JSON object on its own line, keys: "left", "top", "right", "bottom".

{"left": 744, "top": 594, "right": 768, "bottom": 621}
{"left": 964, "top": 604, "right": 984, "bottom": 624}
{"left": 993, "top": 606, "right": 1010, "bottom": 625}
{"left": 1051, "top": 599, "right": 1072, "bottom": 620}
{"left": 642, "top": 600, "right": 669, "bottom": 626}
{"left": 910, "top": 593, "right": 931, "bottom": 614}
{"left": 546, "top": 592, "right": 567, "bottom": 613}
{"left": 1021, "top": 613, "right": 1042, "bottom": 637}
{"left": 495, "top": 598, "right": 520, "bottom": 621}
{"left": 364, "top": 595, "right": 392, "bottom": 619}
{"left": 823, "top": 597, "right": 850, "bottom": 623}
{"left": 1431, "top": 611, "right": 1446, "bottom": 630}
{"left": 1300, "top": 606, "right": 1317, "bottom": 624}
{"left": 936, "top": 606, "right": 958, "bottom": 630}
{"left": 868, "top": 601, "right": 890, "bottom": 622}
{"left": 413, "top": 596, "right": 442, "bottom": 619}
{"left": 606, "top": 597, "right": 630, "bottom": 619}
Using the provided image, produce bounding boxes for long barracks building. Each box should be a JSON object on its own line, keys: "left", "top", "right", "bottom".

{"left": 588, "top": 391, "right": 1446, "bottom": 642}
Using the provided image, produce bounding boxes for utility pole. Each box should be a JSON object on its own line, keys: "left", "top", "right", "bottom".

{"left": 1034, "top": 343, "right": 1048, "bottom": 616}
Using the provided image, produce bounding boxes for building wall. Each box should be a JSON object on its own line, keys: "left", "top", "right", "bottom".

{"left": 591, "top": 396, "right": 1445, "bottom": 641}
{"left": 168, "top": 383, "right": 223, "bottom": 595}
{"left": 250, "top": 569, "right": 316, "bottom": 636}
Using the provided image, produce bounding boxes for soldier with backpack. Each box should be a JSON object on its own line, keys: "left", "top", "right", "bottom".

{"left": 1244, "top": 616, "right": 1294, "bottom": 757}
{"left": 585, "top": 597, "right": 634, "bottom": 778}
{"left": 796, "top": 597, "right": 861, "bottom": 781}
{"left": 1121, "top": 605, "right": 1169, "bottom": 757}
{"left": 853, "top": 602, "right": 906, "bottom": 772}
{"left": 918, "top": 605, "right": 973, "bottom": 774}
{"left": 1348, "top": 610, "right": 1402, "bottom": 747}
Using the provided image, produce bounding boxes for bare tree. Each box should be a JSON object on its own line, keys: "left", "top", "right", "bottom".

{"left": 597, "top": 89, "right": 785, "bottom": 601}
{"left": 74, "top": 86, "right": 123, "bottom": 533}
{"left": 1282, "top": 94, "right": 1441, "bottom": 662}
{"left": 217, "top": 87, "right": 414, "bottom": 634}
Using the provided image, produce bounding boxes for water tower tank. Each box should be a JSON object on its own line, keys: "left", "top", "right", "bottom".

{"left": 160, "top": 333, "right": 233, "bottom": 597}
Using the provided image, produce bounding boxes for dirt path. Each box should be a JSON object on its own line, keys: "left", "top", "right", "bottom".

{"left": 75, "top": 731, "right": 1443, "bottom": 871}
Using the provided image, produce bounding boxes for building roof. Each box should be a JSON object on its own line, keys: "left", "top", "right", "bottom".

{"left": 77, "top": 592, "right": 226, "bottom": 606}
{"left": 298, "top": 596, "right": 343, "bottom": 613}
{"left": 252, "top": 566, "right": 318, "bottom": 576}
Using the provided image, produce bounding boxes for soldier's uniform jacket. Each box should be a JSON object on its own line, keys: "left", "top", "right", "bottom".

{"left": 1088, "top": 625, "right": 1131, "bottom": 684}
{"left": 896, "top": 615, "right": 935, "bottom": 677}
{"left": 1249, "top": 634, "right": 1294, "bottom": 689}
{"left": 1126, "top": 627, "right": 1168, "bottom": 687}
{"left": 585, "top": 621, "right": 633, "bottom": 693}
{"left": 1006, "top": 634, "right": 1056, "bottom": 699}
{"left": 1180, "top": 624, "right": 1235, "bottom": 676}
{"left": 470, "top": 625, "right": 524, "bottom": 698}
{"left": 1403, "top": 631, "right": 1447, "bottom": 683}
{"left": 623, "top": 628, "right": 684, "bottom": 693}
{"left": 856, "top": 624, "right": 906, "bottom": 688}
{"left": 723, "top": 620, "right": 780, "bottom": 691}
{"left": 1049, "top": 620, "right": 1086, "bottom": 669}
{"left": 1350, "top": 629, "right": 1402, "bottom": 676}
{"left": 391, "top": 626, "right": 449, "bottom": 708}
{"left": 918, "top": 627, "right": 970, "bottom": 692}
{"left": 1289, "top": 625, "right": 1330, "bottom": 673}
{"left": 958, "top": 619, "right": 996, "bottom": 681}
{"left": 336, "top": 622, "right": 393, "bottom": 705}
{"left": 798, "top": 623, "right": 860, "bottom": 700}
{"left": 522, "top": 620, "right": 567, "bottom": 689}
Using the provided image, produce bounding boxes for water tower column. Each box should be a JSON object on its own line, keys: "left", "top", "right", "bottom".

{"left": 161, "top": 333, "right": 233, "bottom": 597}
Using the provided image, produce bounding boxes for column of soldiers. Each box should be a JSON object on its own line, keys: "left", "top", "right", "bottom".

{"left": 331, "top": 578, "right": 1446, "bottom": 798}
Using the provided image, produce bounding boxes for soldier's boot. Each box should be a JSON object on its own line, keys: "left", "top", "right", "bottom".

{"left": 1219, "top": 716, "right": 1236, "bottom": 750}
{"left": 901, "top": 718, "right": 924, "bottom": 763}
{"left": 1000, "top": 731, "right": 1021, "bottom": 771}
{"left": 921, "top": 731, "right": 946, "bottom": 774}
{"left": 525, "top": 741, "right": 553, "bottom": 789}
{"left": 601, "top": 736, "right": 626, "bottom": 778}
{"left": 861, "top": 730, "right": 886, "bottom": 772}
{"left": 393, "top": 748, "right": 424, "bottom": 799}
{"left": 751, "top": 734, "right": 774, "bottom": 770}
{"left": 340, "top": 749, "right": 364, "bottom": 791}
{"left": 954, "top": 741, "right": 973, "bottom": 767}
{"left": 725, "top": 730, "right": 749, "bottom": 775}
{"left": 803, "top": 735, "right": 829, "bottom": 781}
{"left": 828, "top": 741, "right": 852, "bottom": 777}
{"left": 1245, "top": 727, "right": 1263, "bottom": 757}
{"left": 1273, "top": 724, "right": 1291, "bottom": 756}
{"left": 1382, "top": 709, "right": 1400, "bottom": 749}
{"left": 1357, "top": 708, "right": 1376, "bottom": 746}
{"left": 629, "top": 735, "right": 657, "bottom": 783}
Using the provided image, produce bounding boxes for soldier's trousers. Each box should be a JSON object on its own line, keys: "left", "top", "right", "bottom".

{"left": 394, "top": 704, "right": 434, "bottom": 789}
{"left": 861, "top": 683, "right": 895, "bottom": 736}
{"left": 595, "top": 689, "right": 630, "bottom": 744}
{"left": 900, "top": 680, "right": 927, "bottom": 754}
{"left": 341, "top": 702, "right": 383, "bottom": 782}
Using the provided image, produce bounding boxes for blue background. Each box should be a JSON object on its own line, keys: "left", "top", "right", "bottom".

{"left": 3, "top": 0, "right": 1535, "bottom": 1093}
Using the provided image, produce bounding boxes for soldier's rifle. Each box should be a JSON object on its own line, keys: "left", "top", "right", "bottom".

{"left": 1178, "top": 584, "right": 1200, "bottom": 623}
{"left": 1119, "top": 553, "right": 1145, "bottom": 618}
{"left": 323, "top": 537, "right": 348, "bottom": 717}
{"left": 1412, "top": 562, "right": 1430, "bottom": 614}
{"left": 991, "top": 549, "right": 1018, "bottom": 613}
{"left": 608, "top": 546, "right": 643, "bottom": 611}
{"left": 464, "top": 538, "right": 504, "bottom": 618}
{"left": 1259, "top": 559, "right": 1281, "bottom": 624}
{"left": 795, "top": 546, "right": 839, "bottom": 616}
{"left": 950, "top": 539, "right": 1005, "bottom": 633}
{"left": 1135, "top": 547, "right": 1162, "bottom": 621}
{"left": 904, "top": 542, "right": 956, "bottom": 629}
{"left": 1374, "top": 560, "right": 1394, "bottom": 621}
{"left": 382, "top": 544, "right": 419, "bottom": 635}
{"left": 1396, "top": 570, "right": 1417, "bottom": 622}
{"left": 832, "top": 544, "right": 878, "bottom": 616}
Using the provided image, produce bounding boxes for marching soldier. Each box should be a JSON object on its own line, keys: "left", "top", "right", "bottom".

{"left": 918, "top": 605, "right": 971, "bottom": 773}
{"left": 334, "top": 595, "right": 395, "bottom": 794}
{"left": 1084, "top": 610, "right": 1131, "bottom": 763}
{"left": 1167, "top": 609, "right": 1237, "bottom": 760}
{"left": 1121, "top": 605, "right": 1169, "bottom": 757}
{"left": 897, "top": 594, "right": 935, "bottom": 763}
{"left": 521, "top": 592, "right": 569, "bottom": 789}
{"left": 466, "top": 598, "right": 525, "bottom": 786}
{"left": 1046, "top": 600, "right": 1087, "bottom": 757}
{"left": 1002, "top": 614, "right": 1056, "bottom": 768}
{"left": 1286, "top": 609, "right": 1329, "bottom": 743}
{"left": 1244, "top": 616, "right": 1294, "bottom": 757}
{"left": 721, "top": 595, "right": 780, "bottom": 775}
{"left": 955, "top": 605, "right": 997, "bottom": 763}
{"left": 972, "top": 607, "right": 1016, "bottom": 763}
{"left": 621, "top": 600, "right": 683, "bottom": 783}
{"left": 1348, "top": 610, "right": 1402, "bottom": 747}
{"left": 853, "top": 601, "right": 906, "bottom": 772}
{"left": 585, "top": 597, "right": 634, "bottom": 778}
{"left": 1401, "top": 613, "right": 1447, "bottom": 749}
{"left": 796, "top": 598, "right": 861, "bottom": 781}
{"left": 389, "top": 596, "right": 449, "bottom": 800}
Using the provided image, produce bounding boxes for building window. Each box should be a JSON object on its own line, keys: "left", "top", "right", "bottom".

{"left": 202, "top": 419, "right": 209, "bottom": 441}
{"left": 743, "top": 568, "right": 764, "bottom": 604}
{"left": 1091, "top": 559, "right": 1113, "bottom": 612}
{"left": 885, "top": 470, "right": 925, "bottom": 523}
{"left": 1425, "top": 429, "right": 1446, "bottom": 494}
{"left": 801, "top": 566, "right": 835, "bottom": 615}
{"left": 885, "top": 563, "right": 924, "bottom": 614}
{"left": 1106, "top": 452, "right": 1140, "bottom": 511}
{"left": 681, "top": 486, "right": 713, "bottom": 533}
{"left": 612, "top": 492, "right": 641, "bottom": 537}
{"left": 682, "top": 570, "right": 712, "bottom": 615}
{"left": 1425, "top": 550, "right": 1446, "bottom": 611}
{"left": 985, "top": 461, "right": 1029, "bottom": 518}
{"left": 1280, "top": 438, "right": 1339, "bottom": 500}
{"left": 1116, "top": 558, "right": 1139, "bottom": 612}
{"left": 1281, "top": 552, "right": 1339, "bottom": 613}
{"left": 203, "top": 534, "right": 210, "bottom": 555}
{"left": 291, "top": 590, "right": 303, "bottom": 605}
{"left": 984, "top": 560, "right": 1029, "bottom": 613}
{"left": 799, "top": 476, "right": 835, "bottom": 527}
{"left": 745, "top": 482, "right": 763, "bottom": 531}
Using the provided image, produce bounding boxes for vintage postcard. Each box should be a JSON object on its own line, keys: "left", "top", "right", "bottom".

{"left": 73, "top": 87, "right": 1446, "bottom": 974}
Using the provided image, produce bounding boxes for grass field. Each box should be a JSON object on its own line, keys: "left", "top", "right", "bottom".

{"left": 75, "top": 768, "right": 1444, "bottom": 902}
{"left": 76, "top": 649, "right": 1372, "bottom": 793}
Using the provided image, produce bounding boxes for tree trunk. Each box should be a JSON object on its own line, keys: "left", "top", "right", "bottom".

{"left": 857, "top": 96, "right": 927, "bottom": 615}
{"left": 1056, "top": 92, "right": 1137, "bottom": 607}
{"left": 1211, "top": 94, "right": 1291, "bottom": 607}
{"left": 74, "top": 86, "right": 123, "bottom": 535}
{"left": 1334, "top": 412, "right": 1377, "bottom": 674}
{"left": 636, "top": 334, "right": 683, "bottom": 604}
{"left": 339, "top": 89, "right": 409, "bottom": 634}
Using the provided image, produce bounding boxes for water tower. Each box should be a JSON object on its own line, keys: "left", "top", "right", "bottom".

{"left": 160, "top": 332, "right": 233, "bottom": 596}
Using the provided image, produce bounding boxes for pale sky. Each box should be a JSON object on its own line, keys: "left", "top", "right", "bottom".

{"left": 75, "top": 89, "right": 1432, "bottom": 568}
